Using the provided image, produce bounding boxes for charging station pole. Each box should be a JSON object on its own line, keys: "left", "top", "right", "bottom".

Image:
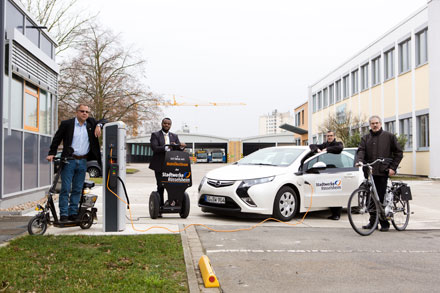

{"left": 102, "top": 122, "right": 126, "bottom": 232}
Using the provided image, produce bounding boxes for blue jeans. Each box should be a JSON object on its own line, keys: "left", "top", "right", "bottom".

{"left": 59, "top": 159, "right": 87, "bottom": 217}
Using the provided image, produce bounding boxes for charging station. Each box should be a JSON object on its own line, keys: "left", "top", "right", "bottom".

{"left": 102, "top": 121, "right": 126, "bottom": 232}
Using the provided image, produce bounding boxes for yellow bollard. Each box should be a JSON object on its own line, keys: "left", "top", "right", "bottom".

{"left": 198, "top": 255, "right": 219, "bottom": 288}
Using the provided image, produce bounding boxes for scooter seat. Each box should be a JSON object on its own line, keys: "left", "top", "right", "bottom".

{"left": 83, "top": 180, "right": 95, "bottom": 189}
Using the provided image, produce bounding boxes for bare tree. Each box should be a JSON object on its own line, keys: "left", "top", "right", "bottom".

{"left": 318, "top": 109, "right": 367, "bottom": 147}
{"left": 18, "top": 0, "right": 96, "bottom": 55}
{"left": 58, "top": 24, "right": 163, "bottom": 136}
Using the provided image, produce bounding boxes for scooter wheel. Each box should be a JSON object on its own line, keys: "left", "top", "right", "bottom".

{"left": 28, "top": 214, "right": 48, "bottom": 235}
{"left": 149, "top": 192, "right": 160, "bottom": 219}
{"left": 179, "top": 192, "right": 190, "bottom": 219}
{"left": 79, "top": 211, "right": 93, "bottom": 229}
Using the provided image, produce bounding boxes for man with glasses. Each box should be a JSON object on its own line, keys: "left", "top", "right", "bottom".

{"left": 47, "top": 104, "right": 106, "bottom": 222}
{"left": 309, "top": 130, "right": 344, "bottom": 220}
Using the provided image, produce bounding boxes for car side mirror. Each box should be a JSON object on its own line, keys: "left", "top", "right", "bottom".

{"left": 306, "top": 161, "right": 327, "bottom": 173}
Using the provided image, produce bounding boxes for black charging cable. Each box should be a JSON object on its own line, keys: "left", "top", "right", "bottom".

{"left": 117, "top": 176, "right": 130, "bottom": 209}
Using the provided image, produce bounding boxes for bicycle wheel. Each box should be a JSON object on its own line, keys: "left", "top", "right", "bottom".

{"left": 391, "top": 197, "right": 410, "bottom": 231}
{"left": 347, "top": 188, "right": 379, "bottom": 236}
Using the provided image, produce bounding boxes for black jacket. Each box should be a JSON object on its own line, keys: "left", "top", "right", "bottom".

{"left": 309, "top": 139, "right": 343, "bottom": 154}
{"left": 48, "top": 117, "right": 106, "bottom": 166}
{"left": 357, "top": 128, "right": 403, "bottom": 176}
{"left": 149, "top": 130, "right": 182, "bottom": 172}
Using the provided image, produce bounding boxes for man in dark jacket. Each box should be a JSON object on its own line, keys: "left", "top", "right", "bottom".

{"left": 356, "top": 115, "right": 403, "bottom": 231}
{"left": 309, "top": 130, "right": 344, "bottom": 220}
{"left": 47, "top": 104, "right": 106, "bottom": 222}
{"left": 149, "top": 118, "right": 186, "bottom": 208}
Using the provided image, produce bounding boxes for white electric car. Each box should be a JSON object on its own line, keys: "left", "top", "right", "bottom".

{"left": 198, "top": 146, "right": 362, "bottom": 221}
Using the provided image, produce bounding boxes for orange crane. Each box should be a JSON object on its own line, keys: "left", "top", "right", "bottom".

{"left": 155, "top": 95, "right": 246, "bottom": 107}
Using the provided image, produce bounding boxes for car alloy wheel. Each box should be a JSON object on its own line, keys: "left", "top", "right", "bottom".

{"left": 273, "top": 186, "right": 298, "bottom": 221}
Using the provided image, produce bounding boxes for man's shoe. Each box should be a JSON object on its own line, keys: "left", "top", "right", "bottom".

{"left": 327, "top": 215, "right": 340, "bottom": 220}
{"left": 60, "top": 216, "right": 68, "bottom": 223}
{"left": 380, "top": 226, "right": 390, "bottom": 232}
{"left": 362, "top": 223, "right": 377, "bottom": 229}
{"left": 68, "top": 214, "right": 78, "bottom": 221}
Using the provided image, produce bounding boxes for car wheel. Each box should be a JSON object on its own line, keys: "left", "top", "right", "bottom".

{"left": 273, "top": 186, "right": 298, "bottom": 221}
{"left": 87, "top": 167, "right": 100, "bottom": 178}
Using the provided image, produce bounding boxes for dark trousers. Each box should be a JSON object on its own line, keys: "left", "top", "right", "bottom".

{"left": 370, "top": 175, "right": 390, "bottom": 227}
{"left": 155, "top": 171, "right": 165, "bottom": 206}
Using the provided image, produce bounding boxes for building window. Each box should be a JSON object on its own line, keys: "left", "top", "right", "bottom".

{"left": 40, "top": 34, "right": 53, "bottom": 59}
{"left": 6, "top": 0, "right": 24, "bottom": 33}
{"left": 312, "top": 94, "right": 316, "bottom": 113}
{"left": 318, "top": 91, "right": 322, "bottom": 110}
{"left": 384, "top": 48, "right": 395, "bottom": 80}
{"left": 335, "top": 79, "right": 341, "bottom": 102}
{"left": 399, "top": 117, "right": 412, "bottom": 150}
{"left": 399, "top": 39, "right": 411, "bottom": 74}
{"left": 329, "top": 84, "right": 334, "bottom": 105}
{"left": 417, "top": 114, "right": 429, "bottom": 148}
{"left": 361, "top": 63, "right": 369, "bottom": 91}
{"left": 372, "top": 56, "right": 381, "bottom": 86}
{"left": 416, "top": 28, "right": 428, "bottom": 66}
{"left": 351, "top": 70, "right": 358, "bottom": 95}
{"left": 295, "top": 112, "right": 301, "bottom": 126}
{"left": 24, "top": 82, "right": 40, "bottom": 132}
{"left": 361, "top": 126, "right": 369, "bottom": 135}
{"left": 39, "top": 90, "right": 52, "bottom": 135}
{"left": 323, "top": 88, "right": 328, "bottom": 108}
{"left": 385, "top": 120, "right": 395, "bottom": 134}
{"left": 25, "top": 18, "right": 40, "bottom": 47}
{"left": 343, "top": 75, "right": 349, "bottom": 99}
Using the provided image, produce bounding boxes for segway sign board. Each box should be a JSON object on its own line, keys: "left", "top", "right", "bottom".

{"left": 162, "top": 151, "right": 192, "bottom": 188}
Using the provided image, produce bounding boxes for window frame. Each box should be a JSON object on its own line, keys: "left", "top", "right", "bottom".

{"left": 399, "top": 38, "right": 411, "bottom": 74}
{"left": 351, "top": 69, "right": 359, "bottom": 95}
{"left": 342, "top": 74, "right": 349, "bottom": 99}
{"left": 361, "top": 63, "right": 369, "bottom": 91}
{"left": 416, "top": 28, "right": 428, "bottom": 67}
{"left": 417, "top": 114, "right": 429, "bottom": 150}
{"left": 335, "top": 79, "right": 341, "bottom": 102}
{"left": 384, "top": 48, "right": 395, "bottom": 81}
{"left": 23, "top": 81, "right": 40, "bottom": 132}
{"left": 371, "top": 56, "right": 381, "bottom": 86}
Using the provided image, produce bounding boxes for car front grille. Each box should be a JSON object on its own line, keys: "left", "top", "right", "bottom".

{"left": 207, "top": 179, "right": 235, "bottom": 188}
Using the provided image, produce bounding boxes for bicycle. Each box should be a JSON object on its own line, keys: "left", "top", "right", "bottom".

{"left": 347, "top": 158, "right": 411, "bottom": 236}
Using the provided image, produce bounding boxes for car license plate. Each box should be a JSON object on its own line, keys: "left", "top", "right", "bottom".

{"left": 205, "top": 195, "right": 225, "bottom": 204}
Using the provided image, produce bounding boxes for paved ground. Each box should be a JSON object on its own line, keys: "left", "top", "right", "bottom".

{"left": 2, "top": 163, "right": 440, "bottom": 291}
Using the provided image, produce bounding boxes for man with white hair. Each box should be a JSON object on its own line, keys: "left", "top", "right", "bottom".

{"left": 356, "top": 115, "right": 403, "bottom": 231}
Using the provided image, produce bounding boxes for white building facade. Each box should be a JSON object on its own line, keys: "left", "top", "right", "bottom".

{"left": 258, "top": 109, "right": 293, "bottom": 135}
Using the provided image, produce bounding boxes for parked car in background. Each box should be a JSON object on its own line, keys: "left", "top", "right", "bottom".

{"left": 54, "top": 152, "right": 102, "bottom": 178}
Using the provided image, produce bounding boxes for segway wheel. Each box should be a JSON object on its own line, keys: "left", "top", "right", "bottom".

{"left": 179, "top": 192, "right": 190, "bottom": 219}
{"left": 28, "top": 214, "right": 48, "bottom": 235}
{"left": 149, "top": 192, "right": 160, "bottom": 219}
{"left": 79, "top": 211, "right": 93, "bottom": 229}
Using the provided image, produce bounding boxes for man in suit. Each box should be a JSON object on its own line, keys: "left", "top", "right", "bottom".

{"left": 47, "top": 104, "right": 106, "bottom": 222}
{"left": 149, "top": 118, "right": 186, "bottom": 207}
{"left": 309, "top": 130, "right": 344, "bottom": 220}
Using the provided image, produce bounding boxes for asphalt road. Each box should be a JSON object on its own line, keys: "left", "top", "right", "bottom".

{"left": 197, "top": 226, "right": 440, "bottom": 292}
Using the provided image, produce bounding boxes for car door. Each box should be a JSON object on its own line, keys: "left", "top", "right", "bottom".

{"left": 302, "top": 151, "right": 359, "bottom": 208}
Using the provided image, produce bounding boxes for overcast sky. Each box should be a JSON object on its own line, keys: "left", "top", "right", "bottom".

{"left": 83, "top": 0, "right": 427, "bottom": 138}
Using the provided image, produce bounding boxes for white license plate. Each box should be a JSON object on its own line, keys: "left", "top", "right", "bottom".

{"left": 205, "top": 195, "right": 226, "bottom": 204}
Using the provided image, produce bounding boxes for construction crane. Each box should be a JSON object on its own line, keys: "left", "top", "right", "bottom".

{"left": 155, "top": 95, "right": 246, "bottom": 107}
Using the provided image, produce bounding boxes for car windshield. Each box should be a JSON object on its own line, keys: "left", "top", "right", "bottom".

{"left": 237, "top": 148, "right": 305, "bottom": 167}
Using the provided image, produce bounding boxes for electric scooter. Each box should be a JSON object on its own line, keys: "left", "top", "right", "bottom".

{"left": 149, "top": 146, "right": 191, "bottom": 219}
{"left": 28, "top": 150, "right": 98, "bottom": 235}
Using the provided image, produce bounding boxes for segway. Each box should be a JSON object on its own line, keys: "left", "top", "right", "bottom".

{"left": 149, "top": 148, "right": 192, "bottom": 219}
{"left": 28, "top": 149, "right": 98, "bottom": 235}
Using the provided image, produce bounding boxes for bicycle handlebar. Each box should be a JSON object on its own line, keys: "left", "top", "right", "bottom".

{"left": 356, "top": 158, "right": 392, "bottom": 167}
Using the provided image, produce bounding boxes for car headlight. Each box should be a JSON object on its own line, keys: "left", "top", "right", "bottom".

{"left": 236, "top": 176, "right": 275, "bottom": 206}
{"left": 198, "top": 176, "right": 207, "bottom": 193}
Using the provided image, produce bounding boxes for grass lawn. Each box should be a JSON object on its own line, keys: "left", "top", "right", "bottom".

{"left": 126, "top": 168, "right": 140, "bottom": 174}
{"left": 0, "top": 235, "right": 188, "bottom": 292}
